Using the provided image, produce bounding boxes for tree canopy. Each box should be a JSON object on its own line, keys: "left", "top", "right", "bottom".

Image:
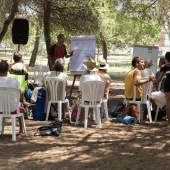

{"left": 0, "top": 0, "right": 169, "bottom": 63}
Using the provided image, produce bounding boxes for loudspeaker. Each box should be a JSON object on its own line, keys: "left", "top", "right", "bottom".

{"left": 12, "top": 18, "right": 29, "bottom": 45}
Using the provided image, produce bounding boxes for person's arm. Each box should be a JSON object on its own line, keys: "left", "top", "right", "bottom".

{"left": 65, "top": 50, "right": 74, "bottom": 58}
{"left": 153, "top": 71, "right": 164, "bottom": 83}
{"left": 133, "top": 69, "right": 153, "bottom": 85}
{"left": 20, "top": 90, "right": 24, "bottom": 103}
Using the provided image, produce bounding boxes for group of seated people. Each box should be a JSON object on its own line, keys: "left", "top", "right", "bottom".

{"left": 0, "top": 52, "right": 111, "bottom": 130}
{"left": 124, "top": 52, "right": 170, "bottom": 125}
{"left": 40, "top": 56, "right": 111, "bottom": 124}
{"left": 1, "top": 50, "right": 170, "bottom": 131}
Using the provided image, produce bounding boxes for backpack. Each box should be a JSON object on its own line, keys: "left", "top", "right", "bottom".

{"left": 111, "top": 100, "right": 126, "bottom": 117}
{"left": 34, "top": 121, "right": 62, "bottom": 136}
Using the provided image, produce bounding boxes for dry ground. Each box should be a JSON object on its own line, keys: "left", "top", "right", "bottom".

{"left": 0, "top": 54, "right": 170, "bottom": 170}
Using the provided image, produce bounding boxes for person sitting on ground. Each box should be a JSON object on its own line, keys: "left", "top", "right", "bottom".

{"left": 124, "top": 56, "right": 154, "bottom": 120}
{"left": 41, "top": 58, "right": 69, "bottom": 122}
{"left": 141, "top": 58, "right": 154, "bottom": 78}
{"left": 0, "top": 60, "right": 25, "bottom": 133}
{"left": 153, "top": 52, "right": 170, "bottom": 125}
{"left": 77, "top": 57, "right": 104, "bottom": 125}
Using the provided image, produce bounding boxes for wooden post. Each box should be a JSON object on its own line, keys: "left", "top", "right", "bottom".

{"left": 69, "top": 75, "right": 77, "bottom": 98}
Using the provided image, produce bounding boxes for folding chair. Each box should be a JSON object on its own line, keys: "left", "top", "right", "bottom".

{"left": 44, "top": 77, "right": 71, "bottom": 121}
{"left": 33, "top": 65, "right": 49, "bottom": 86}
{"left": 0, "top": 87, "right": 27, "bottom": 141}
{"left": 75, "top": 80, "right": 105, "bottom": 128}
{"left": 128, "top": 81, "right": 153, "bottom": 123}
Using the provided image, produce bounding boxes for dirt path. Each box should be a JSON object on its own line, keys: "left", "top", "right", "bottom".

{"left": 0, "top": 77, "right": 170, "bottom": 170}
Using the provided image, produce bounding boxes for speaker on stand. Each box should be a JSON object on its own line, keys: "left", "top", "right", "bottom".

{"left": 12, "top": 18, "right": 29, "bottom": 51}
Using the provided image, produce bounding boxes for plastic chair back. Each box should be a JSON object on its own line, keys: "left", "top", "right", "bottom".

{"left": 76, "top": 80, "right": 105, "bottom": 128}
{"left": 0, "top": 87, "right": 20, "bottom": 115}
{"left": 81, "top": 80, "right": 105, "bottom": 106}
{"left": 33, "top": 65, "right": 49, "bottom": 86}
{"left": 44, "top": 77, "right": 70, "bottom": 121}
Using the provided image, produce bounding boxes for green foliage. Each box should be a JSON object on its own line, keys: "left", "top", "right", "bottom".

{"left": 0, "top": 0, "right": 168, "bottom": 56}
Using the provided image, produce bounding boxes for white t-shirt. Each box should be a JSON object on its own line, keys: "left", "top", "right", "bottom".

{"left": 0, "top": 77, "right": 20, "bottom": 112}
{"left": 141, "top": 68, "right": 154, "bottom": 78}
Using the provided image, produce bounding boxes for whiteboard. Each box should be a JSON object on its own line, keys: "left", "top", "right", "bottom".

{"left": 133, "top": 45, "right": 159, "bottom": 75}
{"left": 70, "top": 35, "right": 96, "bottom": 75}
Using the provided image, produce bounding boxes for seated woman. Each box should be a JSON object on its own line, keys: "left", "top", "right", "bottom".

{"left": 9, "top": 51, "right": 28, "bottom": 80}
{"left": 9, "top": 52, "right": 31, "bottom": 106}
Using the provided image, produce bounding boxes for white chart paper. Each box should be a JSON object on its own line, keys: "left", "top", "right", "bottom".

{"left": 70, "top": 35, "right": 95, "bottom": 75}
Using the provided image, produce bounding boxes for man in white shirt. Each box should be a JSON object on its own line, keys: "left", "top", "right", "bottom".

{"left": 41, "top": 58, "right": 69, "bottom": 121}
{"left": 79, "top": 57, "right": 103, "bottom": 99}
{"left": 0, "top": 60, "right": 24, "bottom": 133}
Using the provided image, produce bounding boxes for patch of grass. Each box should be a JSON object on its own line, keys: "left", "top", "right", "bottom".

{"left": 108, "top": 62, "right": 131, "bottom": 68}
{"left": 108, "top": 71, "right": 126, "bottom": 78}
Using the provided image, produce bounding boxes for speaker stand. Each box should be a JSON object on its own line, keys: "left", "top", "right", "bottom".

{"left": 18, "top": 44, "right": 21, "bottom": 51}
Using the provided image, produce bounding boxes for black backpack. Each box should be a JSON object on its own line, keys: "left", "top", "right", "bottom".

{"left": 111, "top": 100, "right": 126, "bottom": 117}
{"left": 114, "top": 100, "right": 126, "bottom": 113}
{"left": 34, "top": 121, "right": 62, "bottom": 136}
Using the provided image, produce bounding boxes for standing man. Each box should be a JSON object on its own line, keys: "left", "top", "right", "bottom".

{"left": 48, "top": 33, "right": 73, "bottom": 70}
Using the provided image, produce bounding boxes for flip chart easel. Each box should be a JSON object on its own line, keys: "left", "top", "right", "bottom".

{"left": 69, "top": 72, "right": 82, "bottom": 98}
{"left": 69, "top": 35, "right": 96, "bottom": 97}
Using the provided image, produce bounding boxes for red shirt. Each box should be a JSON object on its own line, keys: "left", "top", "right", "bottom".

{"left": 50, "top": 44, "right": 67, "bottom": 63}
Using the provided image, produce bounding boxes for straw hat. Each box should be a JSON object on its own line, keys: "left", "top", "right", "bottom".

{"left": 98, "top": 58, "right": 109, "bottom": 69}
{"left": 83, "top": 57, "right": 98, "bottom": 71}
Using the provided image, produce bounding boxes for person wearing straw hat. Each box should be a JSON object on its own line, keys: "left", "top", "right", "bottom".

{"left": 77, "top": 57, "right": 103, "bottom": 125}
{"left": 79, "top": 57, "right": 103, "bottom": 92}
{"left": 97, "top": 58, "right": 111, "bottom": 99}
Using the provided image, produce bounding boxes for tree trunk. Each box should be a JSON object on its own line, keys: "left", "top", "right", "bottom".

{"left": 0, "top": 0, "right": 19, "bottom": 42}
{"left": 29, "top": 36, "right": 40, "bottom": 67}
{"left": 100, "top": 33, "right": 107, "bottom": 61}
{"left": 43, "top": 0, "right": 52, "bottom": 67}
{"left": 29, "top": 15, "right": 42, "bottom": 67}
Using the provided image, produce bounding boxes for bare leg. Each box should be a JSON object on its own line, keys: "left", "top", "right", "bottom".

{"left": 79, "top": 108, "right": 85, "bottom": 124}
{"left": 165, "top": 92, "right": 170, "bottom": 125}
{"left": 62, "top": 103, "right": 67, "bottom": 119}
{"left": 18, "top": 117, "right": 23, "bottom": 133}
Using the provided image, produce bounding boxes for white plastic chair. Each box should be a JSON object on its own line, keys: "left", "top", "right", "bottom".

{"left": 44, "top": 77, "right": 71, "bottom": 121}
{"left": 0, "top": 87, "right": 27, "bottom": 141}
{"left": 128, "top": 81, "right": 153, "bottom": 123}
{"left": 75, "top": 80, "right": 105, "bottom": 128}
{"left": 154, "top": 75, "right": 166, "bottom": 121}
{"left": 33, "top": 65, "right": 49, "bottom": 86}
{"left": 102, "top": 77, "right": 111, "bottom": 120}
